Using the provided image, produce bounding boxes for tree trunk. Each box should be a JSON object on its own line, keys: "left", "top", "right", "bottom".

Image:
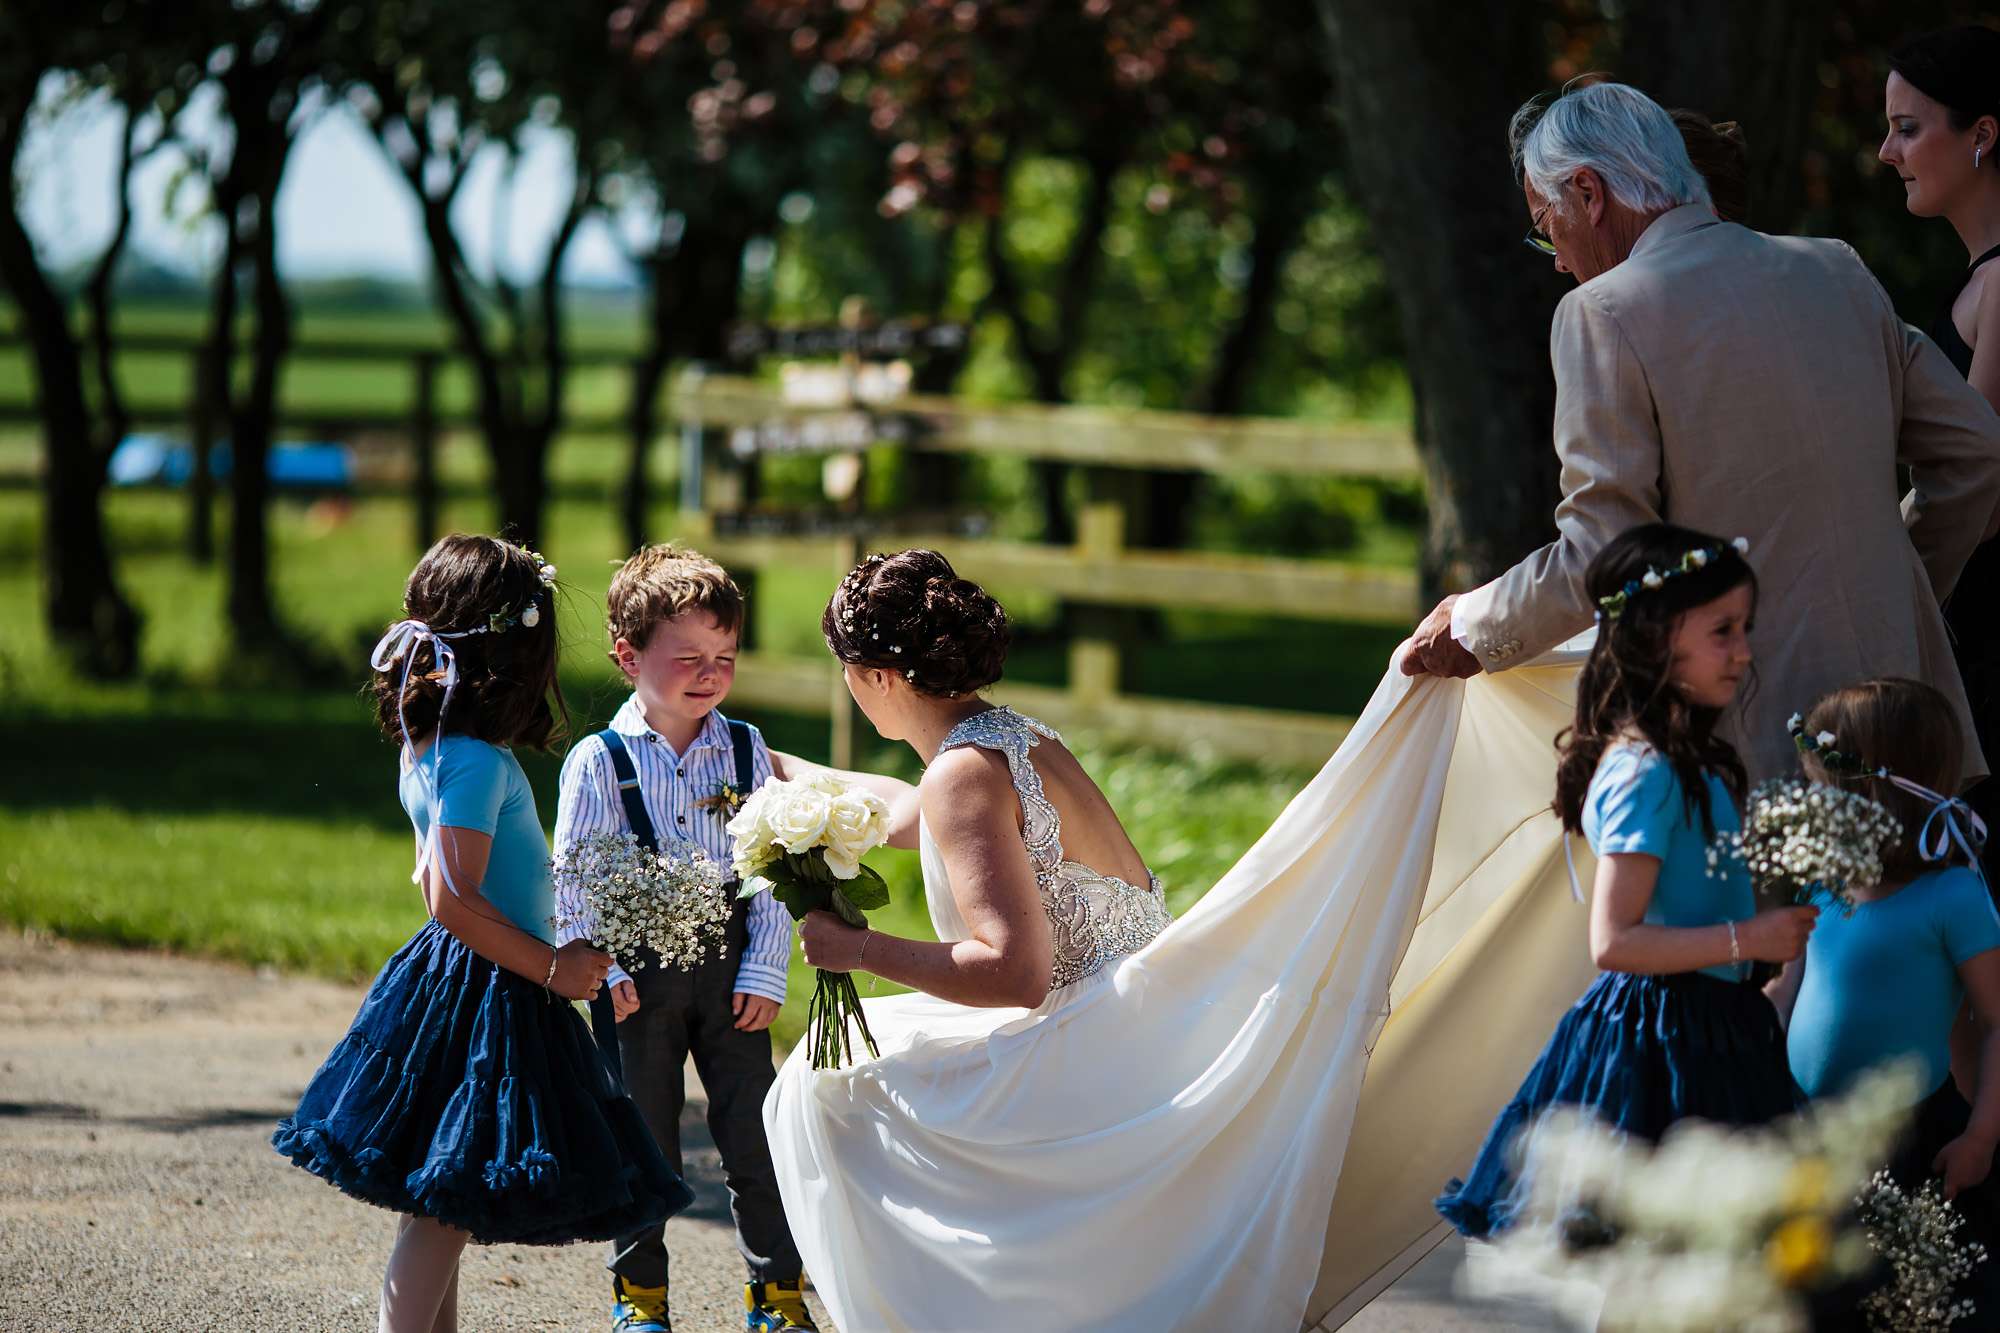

{"left": 625, "top": 219, "right": 751, "bottom": 551}
{"left": 1319, "top": 0, "right": 1568, "bottom": 597}
{"left": 0, "top": 211, "right": 140, "bottom": 677}
{"left": 200, "top": 225, "right": 241, "bottom": 594}
{"left": 0, "top": 94, "right": 141, "bottom": 678}
{"left": 402, "top": 159, "right": 594, "bottom": 550}
{"left": 187, "top": 344, "right": 217, "bottom": 563}
{"left": 1146, "top": 169, "right": 1318, "bottom": 550}
{"left": 906, "top": 221, "right": 967, "bottom": 510}
{"left": 984, "top": 146, "right": 1127, "bottom": 546}
{"left": 491, "top": 427, "right": 549, "bottom": 546}
{"left": 226, "top": 166, "right": 294, "bottom": 649}
{"left": 1615, "top": 0, "right": 1835, "bottom": 236}
{"left": 624, "top": 348, "right": 667, "bottom": 553}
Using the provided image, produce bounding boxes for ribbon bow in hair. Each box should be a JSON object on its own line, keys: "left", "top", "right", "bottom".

{"left": 1880, "top": 773, "right": 1991, "bottom": 882}
{"left": 371, "top": 617, "right": 488, "bottom": 895}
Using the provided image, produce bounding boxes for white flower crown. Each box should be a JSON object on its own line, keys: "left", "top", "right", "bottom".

{"left": 1595, "top": 537, "right": 1750, "bottom": 621}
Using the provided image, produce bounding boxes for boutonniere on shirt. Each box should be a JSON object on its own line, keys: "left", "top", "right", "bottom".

{"left": 694, "top": 782, "right": 748, "bottom": 817}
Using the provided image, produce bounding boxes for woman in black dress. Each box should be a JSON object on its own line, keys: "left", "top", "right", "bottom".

{"left": 1881, "top": 26, "right": 2000, "bottom": 886}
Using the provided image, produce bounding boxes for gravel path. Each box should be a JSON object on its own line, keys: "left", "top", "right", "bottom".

{"left": 0, "top": 931, "right": 1574, "bottom": 1332}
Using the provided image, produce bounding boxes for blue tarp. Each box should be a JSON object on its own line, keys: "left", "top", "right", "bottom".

{"left": 108, "top": 435, "right": 354, "bottom": 490}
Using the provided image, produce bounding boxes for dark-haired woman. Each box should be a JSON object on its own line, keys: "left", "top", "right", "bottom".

{"left": 273, "top": 535, "right": 690, "bottom": 1333}
{"left": 1435, "top": 525, "right": 1812, "bottom": 1241}
{"left": 1882, "top": 25, "right": 2000, "bottom": 887}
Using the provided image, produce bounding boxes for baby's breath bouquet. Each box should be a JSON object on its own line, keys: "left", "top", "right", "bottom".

{"left": 1474, "top": 1063, "right": 1934, "bottom": 1331}
{"left": 1855, "top": 1170, "right": 1988, "bottom": 1331}
{"left": 727, "top": 772, "right": 893, "bottom": 1069}
{"left": 1711, "top": 779, "right": 1903, "bottom": 914}
{"left": 551, "top": 831, "right": 733, "bottom": 971}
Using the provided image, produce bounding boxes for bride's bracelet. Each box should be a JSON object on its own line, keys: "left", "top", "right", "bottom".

{"left": 857, "top": 929, "right": 874, "bottom": 970}
{"left": 543, "top": 945, "right": 559, "bottom": 989}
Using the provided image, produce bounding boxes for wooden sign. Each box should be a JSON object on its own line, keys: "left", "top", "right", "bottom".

{"left": 725, "top": 320, "right": 967, "bottom": 363}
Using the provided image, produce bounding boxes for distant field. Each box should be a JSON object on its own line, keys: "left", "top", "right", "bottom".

{"left": 0, "top": 300, "right": 652, "bottom": 430}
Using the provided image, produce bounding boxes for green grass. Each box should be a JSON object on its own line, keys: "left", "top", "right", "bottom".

{"left": 0, "top": 299, "right": 653, "bottom": 428}
{"left": 0, "top": 476, "right": 1367, "bottom": 1049}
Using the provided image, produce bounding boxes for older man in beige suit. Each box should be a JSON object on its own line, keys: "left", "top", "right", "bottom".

{"left": 1405, "top": 81, "right": 2000, "bottom": 782}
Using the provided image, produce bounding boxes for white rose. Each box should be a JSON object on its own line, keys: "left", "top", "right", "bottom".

{"left": 821, "top": 791, "right": 889, "bottom": 879}
{"left": 726, "top": 788, "right": 779, "bottom": 878}
{"left": 726, "top": 786, "right": 770, "bottom": 841}
{"left": 1787, "top": 713, "right": 1802, "bottom": 730}
{"left": 1731, "top": 536, "right": 1750, "bottom": 555}
{"left": 804, "top": 770, "right": 849, "bottom": 798}
{"left": 768, "top": 784, "right": 833, "bottom": 853}
{"left": 1816, "top": 731, "right": 1837, "bottom": 749}
{"left": 1687, "top": 549, "right": 1708, "bottom": 568}
{"left": 1641, "top": 570, "right": 1665, "bottom": 590}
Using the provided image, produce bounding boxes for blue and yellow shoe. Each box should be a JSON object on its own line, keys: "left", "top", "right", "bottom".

{"left": 612, "top": 1277, "right": 671, "bottom": 1333}
{"left": 746, "top": 1277, "right": 818, "bottom": 1331}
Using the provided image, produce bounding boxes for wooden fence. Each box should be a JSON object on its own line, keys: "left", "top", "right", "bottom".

{"left": 671, "top": 372, "right": 1423, "bottom": 768}
{"left": 0, "top": 330, "right": 1426, "bottom": 767}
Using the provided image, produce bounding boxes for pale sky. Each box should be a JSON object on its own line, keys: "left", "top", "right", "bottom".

{"left": 17, "top": 76, "right": 639, "bottom": 286}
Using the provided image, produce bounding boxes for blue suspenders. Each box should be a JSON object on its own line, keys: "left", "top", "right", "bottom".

{"left": 587, "top": 716, "right": 756, "bottom": 1081}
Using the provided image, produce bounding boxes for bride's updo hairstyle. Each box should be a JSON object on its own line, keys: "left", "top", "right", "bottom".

{"left": 822, "top": 549, "right": 1010, "bottom": 698}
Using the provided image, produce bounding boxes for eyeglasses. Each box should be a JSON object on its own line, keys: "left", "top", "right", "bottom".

{"left": 1524, "top": 202, "right": 1557, "bottom": 256}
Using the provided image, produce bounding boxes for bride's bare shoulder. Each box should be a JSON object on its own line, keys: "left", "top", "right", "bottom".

{"left": 919, "top": 745, "right": 1020, "bottom": 834}
{"left": 921, "top": 743, "right": 1012, "bottom": 797}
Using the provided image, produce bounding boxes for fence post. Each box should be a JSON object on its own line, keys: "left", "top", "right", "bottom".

{"left": 411, "top": 352, "right": 439, "bottom": 552}
{"left": 829, "top": 531, "right": 865, "bottom": 770}
{"left": 187, "top": 345, "right": 216, "bottom": 565}
{"left": 1069, "top": 499, "right": 1127, "bottom": 706}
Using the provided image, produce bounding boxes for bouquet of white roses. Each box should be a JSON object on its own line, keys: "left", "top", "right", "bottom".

{"left": 551, "top": 830, "right": 733, "bottom": 971}
{"left": 1711, "top": 779, "right": 1903, "bottom": 914}
{"left": 727, "top": 772, "right": 893, "bottom": 1069}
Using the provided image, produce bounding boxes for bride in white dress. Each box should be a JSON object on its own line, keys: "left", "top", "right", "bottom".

{"left": 764, "top": 549, "right": 1604, "bottom": 1333}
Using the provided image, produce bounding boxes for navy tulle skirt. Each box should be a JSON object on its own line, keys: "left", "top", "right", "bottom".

{"left": 1436, "top": 969, "right": 1801, "bottom": 1240}
{"left": 272, "top": 919, "right": 693, "bottom": 1245}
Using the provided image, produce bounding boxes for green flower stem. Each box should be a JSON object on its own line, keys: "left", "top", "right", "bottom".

{"left": 807, "top": 967, "right": 880, "bottom": 1070}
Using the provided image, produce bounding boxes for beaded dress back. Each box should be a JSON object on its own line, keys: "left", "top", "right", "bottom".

{"left": 936, "top": 707, "right": 1171, "bottom": 989}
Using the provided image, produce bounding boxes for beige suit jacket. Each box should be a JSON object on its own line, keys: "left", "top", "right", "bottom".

{"left": 1456, "top": 205, "right": 2000, "bottom": 782}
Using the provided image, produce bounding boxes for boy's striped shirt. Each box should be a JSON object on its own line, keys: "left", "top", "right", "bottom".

{"left": 552, "top": 697, "right": 789, "bottom": 1000}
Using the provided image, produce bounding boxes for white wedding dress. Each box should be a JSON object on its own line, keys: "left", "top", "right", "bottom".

{"left": 766, "top": 649, "right": 1602, "bottom": 1333}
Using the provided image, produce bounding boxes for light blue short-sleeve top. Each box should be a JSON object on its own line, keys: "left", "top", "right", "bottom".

{"left": 399, "top": 734, "right": 556, "bottom": 944}
{"left": 1582, "top": 744, "right": 1754, "bottom": 983}
{"left": 1788, "top": 865, "right": 2000, "bottom": 1100}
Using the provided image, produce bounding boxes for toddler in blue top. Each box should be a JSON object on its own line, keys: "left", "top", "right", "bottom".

{"left": 1438, "top": 523, "right": 1815, "bottom": 1240}
{"left": 274, "top": 535, "right": 691, "bottom": 1333}
{"left": 1772, "top": 678, "right": 2000, "bottom": 1313}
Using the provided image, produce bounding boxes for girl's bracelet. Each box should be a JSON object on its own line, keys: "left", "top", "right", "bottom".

{"left": 543, "top": 945, "right": 559, "bottom": 988}
{"left": 1726, "top": 921, "right": 1742, "bottom": 968}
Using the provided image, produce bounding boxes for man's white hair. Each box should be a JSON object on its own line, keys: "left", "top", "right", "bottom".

{"left": 1510, "top": 81, "right": 1713, "bottom": 217}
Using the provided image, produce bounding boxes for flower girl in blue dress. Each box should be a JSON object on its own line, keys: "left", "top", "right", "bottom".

{"left": 1776, "top": 679, "right": 2000, "bottom": 1318}
{"left": 273, "top": 535, "right": 690, "bottom": 1332}
{"left": 1437, "top": 523, "right": 1816, "bottom": 1239}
